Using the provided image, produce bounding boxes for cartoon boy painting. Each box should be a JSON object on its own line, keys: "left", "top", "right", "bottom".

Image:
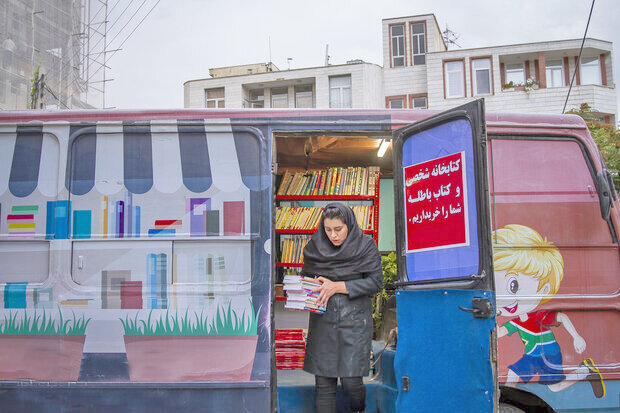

{"left": 494, "top": 224, "right": 605, "bottom": 398}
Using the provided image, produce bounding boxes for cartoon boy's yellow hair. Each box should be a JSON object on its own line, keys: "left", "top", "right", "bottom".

{"left": 493, "top": 224, "right": 563, "bottom": 303}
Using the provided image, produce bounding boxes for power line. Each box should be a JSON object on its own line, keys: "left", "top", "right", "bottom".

{"left": 44, "top": 84, "right": 70, "bottom": 109}
{"left": 85, "top": 0, "right": 161, "bottom": 85}
{"left": 562, "top": 0, "right": 595, "bottom": 114}
{"left": 84, "top": 0, "right": 138, "bottom": 64}
{"left": 108, "top": 0, "right": 149, "bottom": 46}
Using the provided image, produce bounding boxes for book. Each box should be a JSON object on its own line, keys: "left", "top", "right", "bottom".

{"left": 204, "top": 210, "right": 220, "bottom": 236}
{"left": 277, "top": 170, "right": 293, "bottom": 195}
{"left": 102, "top": 196, "right": 108, "bottom": 238}
{"left": 73, "top": 210, "right": 91, "bottom": 239}
{"left": 223, "top": 201, "right": 245, "bottom": 235}
{"left": 306, "top": 172, "right": 317, "bottom": 196}
{"left": 116, "top": 201, "right": 124, "bottom": 238}
{"left": 132, "top": 206, "right": 141, "bottom": 237}
{"left": 190, "top": 198, "right": 210, "bottom": 236}
{"left": 120, "top": 281, "right": 143, "bottom": 309}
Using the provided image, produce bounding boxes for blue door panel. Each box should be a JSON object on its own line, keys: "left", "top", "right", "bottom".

{"left": 395, "top": 289, "right": 495, "bottom": 413}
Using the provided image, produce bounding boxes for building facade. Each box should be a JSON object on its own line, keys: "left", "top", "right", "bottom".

{"left": 184, "top": 13, "right": 617, "bottom": 123}
{"left": 0, "top": 0, "right": 112, "bottom": 110}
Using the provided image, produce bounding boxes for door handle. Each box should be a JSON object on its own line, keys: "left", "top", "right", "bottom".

{"left": 458, "top": 297, "right": 493, "bottom": 318}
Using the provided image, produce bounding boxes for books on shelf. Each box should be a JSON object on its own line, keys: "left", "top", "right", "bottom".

{"left": 350, "top": 205, "right": 375, "bottom": 231}
{"left": 283, "top": 275, "right": 326, "bottom": 314}
{"left": 276, "top": 205, "right": 374, "bottom": 232}
{"left": 277, "top": 166, "right": 380, "bottom": 197}
{"left": 275, "top": 206, "right": 322, "bottom": 231}
{"left": 280, "top": 235, "right": 310, "bottom": 263}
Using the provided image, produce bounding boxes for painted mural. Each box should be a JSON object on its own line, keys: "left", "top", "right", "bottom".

{"left": 0, "top": 121, "right": 269, "bottom": 383}
{"left": 494, "top": 224, "right": 605, "bottom": 398}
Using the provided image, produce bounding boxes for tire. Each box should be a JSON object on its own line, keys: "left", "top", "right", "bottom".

{"left": 499, "top": 403, "right": 526, "bottom": 413}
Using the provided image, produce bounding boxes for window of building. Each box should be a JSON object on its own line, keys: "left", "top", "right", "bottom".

{"left": 250, "top": 90, "right": 264, "bottom": 108}
{"left": 388, "top": 98, "right": 404, "bottom": 109}
{"left": 295, "top": 85, "right": 313, "bottom": 108}
{"left": 329, "top": 75, "right": 352, "bottom": 108}
{"left": 580, "top": 56, "right": 601, "bottom": 85}
{"left": 472, "top": 58, "right": 492, "bottom": 95}
{"left": 545, "top": 60, "right": 564, "bottom": 87}
{"left": 411, "top": 22, "right": 426, "bottom": 65}
{"left": 444, "top": 60, "right": 465, "bottom": 98}
{"left": 205, "top": 88, "right": 224, "bottom": 108}
{"left": 411, "top": 96, "right": 427, "bottom": 109}
{"left": 505, "top": 63, "right": 524, "bottom": 85}
{"left": 390, "top": 25, "right": 405, "bottom": 67}
{"left": 271, "top": 87, "right": 289, "bottom": 108}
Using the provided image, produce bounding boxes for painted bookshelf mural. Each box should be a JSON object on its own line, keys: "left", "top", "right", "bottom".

{"left": 0, "top": 123, "right": 267, "bottom": 383}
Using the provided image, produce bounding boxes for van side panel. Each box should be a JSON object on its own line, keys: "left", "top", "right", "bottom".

{"left": 490, "top": 135, "right": 620, "bottom": 410}
{"left": 0, "top": 119, "right": 272, "bottom": 411}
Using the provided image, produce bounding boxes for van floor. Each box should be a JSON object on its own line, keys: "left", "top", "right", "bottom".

{"left": 276, "top": 341, "right": 392, "bottom": 413}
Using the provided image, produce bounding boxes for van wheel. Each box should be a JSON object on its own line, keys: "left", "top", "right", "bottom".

{"left": 499, "top": 403, "right": 526, "bottom": 413}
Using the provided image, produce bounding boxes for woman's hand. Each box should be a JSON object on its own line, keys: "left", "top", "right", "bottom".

{"left": 314, "top": 277, "right": 348, "bottom": 308}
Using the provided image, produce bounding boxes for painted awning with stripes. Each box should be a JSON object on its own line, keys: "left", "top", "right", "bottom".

{"left": 0, "top": 120, "right": 266, "bottom": 198}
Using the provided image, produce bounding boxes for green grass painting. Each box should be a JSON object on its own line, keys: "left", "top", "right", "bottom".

{"left": 0, "top": 309, "right": 90, "bottom": 335}
{"left": 121, "top": 299, "right": 260, "bottom": 336}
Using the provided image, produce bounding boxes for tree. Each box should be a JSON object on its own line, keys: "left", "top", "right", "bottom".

{"left": 568, "top": 103, "right": 620, "bottom": 191}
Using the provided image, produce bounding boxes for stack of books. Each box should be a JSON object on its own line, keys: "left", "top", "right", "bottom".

{"left": 275, "top": 329, "right": 306, "bottom": 370}
{"left": 277, "top": 166, "right": 381, "bottom": 197}
{"left": 283, "top": 275, "right": 326, "bottom": 314}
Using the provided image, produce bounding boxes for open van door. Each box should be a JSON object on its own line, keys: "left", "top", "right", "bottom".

{"left": 392, "top": 99, "right": 497, "bottom": 412}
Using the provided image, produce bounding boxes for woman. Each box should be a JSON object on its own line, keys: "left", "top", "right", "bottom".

{"left": 301, "top": 202, "right": 383, "bottom": 413}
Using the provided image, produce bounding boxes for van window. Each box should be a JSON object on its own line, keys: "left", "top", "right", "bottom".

{"left": 67, "top": 124, "right": 260, "bottom": 239}
{"left": 68, "top": 123, "right": 261, "bottom": 292}
{"left": 490, "top": 137, "right": 619, "bottom": 295}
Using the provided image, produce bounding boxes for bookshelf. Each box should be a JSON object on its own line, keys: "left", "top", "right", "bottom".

{"left": 274, "top": 166, "right": 381, "bottom": 283}
{"left": 273, "top": 166, "right": 381, "bottom": 370}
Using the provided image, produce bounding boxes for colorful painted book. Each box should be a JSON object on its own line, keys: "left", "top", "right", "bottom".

{"left": 223, "top": 201, "right": 244, "bottom": 235}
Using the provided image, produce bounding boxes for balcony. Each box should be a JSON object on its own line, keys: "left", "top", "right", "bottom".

{"left": 499, "top": 84, "right": 615, "bottom": 114}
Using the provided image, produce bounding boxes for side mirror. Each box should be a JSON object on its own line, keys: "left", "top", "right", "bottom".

{"left": 595, "top": 172, "right": 612, "bottom": 220}
{"left": 604, "top": 169, "right": 618, "bottom": 201}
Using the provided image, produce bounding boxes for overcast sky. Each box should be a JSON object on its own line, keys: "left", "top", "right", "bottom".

{"left": 102, "top": 0, "right": 620, "bottom": 113}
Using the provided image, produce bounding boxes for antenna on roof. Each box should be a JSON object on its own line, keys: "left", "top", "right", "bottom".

{"left": 442, "top": 24, "right": 461, "bottom": 49}
{"left": 269, "top": 36, "right": 272, "bottom": 64}
{"left": 324, "top": 44, "right": 330, "bottom": 66}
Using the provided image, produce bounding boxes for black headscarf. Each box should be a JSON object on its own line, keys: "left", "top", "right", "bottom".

{"left": 301, "top": 202, "right": 381, "bottom": 280}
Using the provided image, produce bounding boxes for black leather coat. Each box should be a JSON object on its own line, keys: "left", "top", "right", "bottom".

{"left": 302, "top": 269, "right": 383, "bottom": 378}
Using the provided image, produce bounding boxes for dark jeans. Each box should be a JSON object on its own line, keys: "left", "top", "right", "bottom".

{"left": 315, "top": 375, "right": 365, "bottom": 413}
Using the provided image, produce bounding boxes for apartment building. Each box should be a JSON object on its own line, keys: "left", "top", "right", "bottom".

{"left": 184, "top": 13, "right": 616, "bottom": 123}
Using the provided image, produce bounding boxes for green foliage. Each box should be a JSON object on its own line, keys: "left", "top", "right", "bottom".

{"left": 0, "top": 309, "right": 90, "bottom": 335}
{"left": 120, "top": 299, "right": 260, "bottom": 336}
{"left": 29, "top": 65, "right": 40, "bottom": 110}
{"left": 568, "top": 103, "right": 620, "bottom": 190}
{"left": 372, "top": 252, "right": 397, "bottom": 334}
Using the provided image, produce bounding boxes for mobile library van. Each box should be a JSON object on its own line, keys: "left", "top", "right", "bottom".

{"left": 0, "top": 101, "right": 617, "bottom": 412}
